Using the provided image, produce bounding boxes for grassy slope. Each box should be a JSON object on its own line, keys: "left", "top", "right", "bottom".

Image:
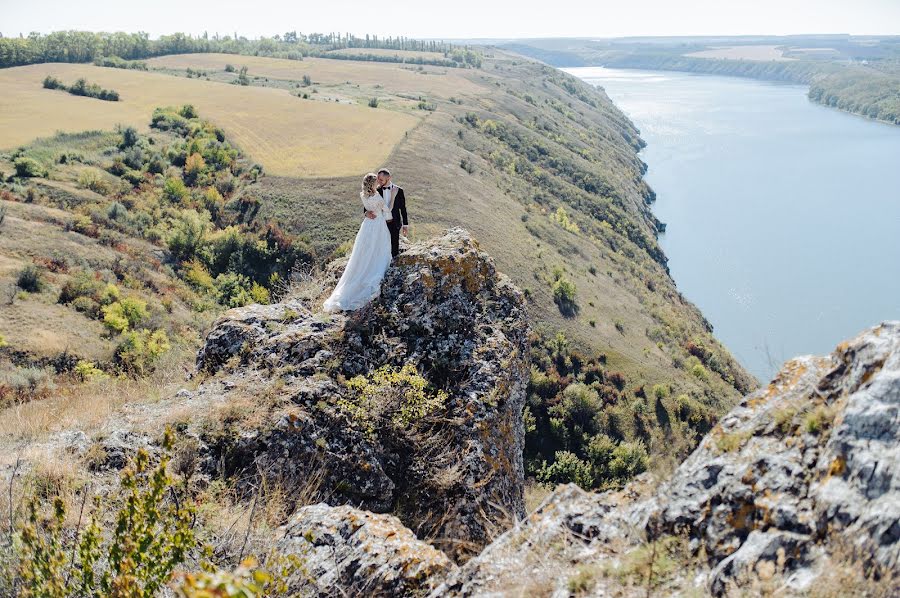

{"left": 247, "top": 49, "right": 756, "bottom": 408}
{"left": 0, "top": 48, "right": 755, "bottom": 481}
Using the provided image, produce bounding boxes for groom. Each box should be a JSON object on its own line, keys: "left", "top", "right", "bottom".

{"left": 365, "top": 168, "right": 408, "bottom": 258}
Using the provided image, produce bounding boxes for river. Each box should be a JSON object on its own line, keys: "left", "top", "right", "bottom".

{"left": 566, "top": 66, "right": 900, "bottom": 382}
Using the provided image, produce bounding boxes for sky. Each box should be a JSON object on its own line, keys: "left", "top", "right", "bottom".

{"left": 2, "top": 0, "right": 899, "bottom": 40}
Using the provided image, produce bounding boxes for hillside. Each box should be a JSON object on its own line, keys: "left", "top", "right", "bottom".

{"left": 0, "top": 47, "right": 755, "bottom": 501}
{"left": 3, "top": 230, "right": 893, "bottom": 595}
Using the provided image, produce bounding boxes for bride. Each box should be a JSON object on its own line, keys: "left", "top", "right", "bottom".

{"left": 323, "top": 173, "right": 393, "bottom": 312}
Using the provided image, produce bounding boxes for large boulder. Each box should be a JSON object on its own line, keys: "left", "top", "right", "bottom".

{"left": 437, "top": 321, "right": 900, "bottom": 596}
{"left": 192, "top": 228, "right": 529, "bottom": 561}
{"left": 277, "top": 503, "right": 456, "bottom": 596}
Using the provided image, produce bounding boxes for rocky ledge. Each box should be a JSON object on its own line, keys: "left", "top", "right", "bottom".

{"left": 190, "top": 228, "right": 529, "bottom": 562}
{"left": 438, "top": 321, "right": 900, "bottom": 596}
{"left": 187, "top": 228, "right": 898, "bottom": 596}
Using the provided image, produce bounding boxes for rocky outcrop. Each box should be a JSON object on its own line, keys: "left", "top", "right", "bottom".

{"left": 647, "top": 320, "right": 900, "bottom": 593}
{"left": 191, "top": 228, "right": 529, "bottom": 562}
{"left": 438, "top": 321, "right": 900, "bottom": 596}
{"left": 277, "top": 503, "right": 456, "bottom": 596}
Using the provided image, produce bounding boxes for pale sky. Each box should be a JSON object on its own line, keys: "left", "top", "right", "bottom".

{"left": 2, "top": 0, "right": 899, "bottom": 40}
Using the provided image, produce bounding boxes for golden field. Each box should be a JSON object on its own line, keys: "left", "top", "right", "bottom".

{"left": 0, "top": 62, "right": 420, "bottom": 177}
{"left": 146, "top": 53, "right": 486, "bottom": 97}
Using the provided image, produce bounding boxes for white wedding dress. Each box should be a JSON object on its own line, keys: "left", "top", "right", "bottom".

{"left": 323, "top": 193, "right": 392, "bottom": 312}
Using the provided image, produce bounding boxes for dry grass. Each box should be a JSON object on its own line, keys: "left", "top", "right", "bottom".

{"left": 0, "top": 62, "right": 419, "bottom": 177}
{"left": 0, "top": 345, "right": 193, "bottom": 450}
{"left": 147, "top": 53, "right": 486, "bottom": 97}
{"left": 324, "top": 48, "right": 448, "bottom": 60}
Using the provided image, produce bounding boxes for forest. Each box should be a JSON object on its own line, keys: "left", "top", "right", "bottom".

{"left": 0, "top": 30, "right": 483, "bottom": 69}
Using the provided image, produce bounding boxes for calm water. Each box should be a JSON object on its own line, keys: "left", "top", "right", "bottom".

{"left": 566, "top": 67, "right": 900, "bottom": 383}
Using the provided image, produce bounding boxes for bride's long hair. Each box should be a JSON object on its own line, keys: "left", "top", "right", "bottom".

{"left": 360, "top": 172, "right": 378, "bottom": 199}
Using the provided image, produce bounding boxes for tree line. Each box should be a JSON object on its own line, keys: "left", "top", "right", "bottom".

{"left": 0, "top": 30, "right": 480, "bottom": 69}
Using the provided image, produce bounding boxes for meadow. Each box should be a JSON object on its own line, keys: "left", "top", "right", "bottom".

{"left": 0, "top": 62, "right": 419, "bottom": 177}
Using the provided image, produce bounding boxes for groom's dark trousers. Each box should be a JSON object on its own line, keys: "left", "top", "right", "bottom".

{"left": 379, "top": 185, "right": 408, "bottom": 258}
{"left": 387, "top": 219, "right": 403, "bottom": 258}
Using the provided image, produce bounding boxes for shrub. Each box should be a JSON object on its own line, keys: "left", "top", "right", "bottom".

{"left": 213, "top": 272, "right": 253, "bottom": 308}
{"left": 58, "top": 271, "right": 103, "bottom": 304}
{"left": 536, "top": 450, "right": 593, "bottom": 489}
{"left": 16, "top": 428, "right": 196, "bottom": 596}
{"left": 163, "top": 177, "right": 189, "bottom": 203}
{"left": 551, "top": 206, "right": 579, "bottom": 233}
{"left": 225, "top": 64, "right": 236, "bottom": 73}
{"left": 689, "top": 359, "right": 709, "bottom": 382}
{"left": 184, "top": 153, "right": 206, "bottom": 185}
{"left": 233, "top": 66, "right": 250, "bottom": 86}
{"left": 119, "top": 125, "right": 140, "bottom": 149}
{"left": 0, "top": 366, "right": 55, "bottom": 406}
{"left": 42, "top": 75, "right": 64, "bottom": 89}
{"left": 368, "top": 97, "right": 379, "bottom": 108}
{"left": 107, "top": 201, "right": 128, "bottom": 220}
{"left": 340, "top": 364, "right": 447, "bottom": 439}
{"left": 74, "top": 360, "right": 107, "bottom": 382}
{"left": 77, "top": 169, "right": 113, "bottom": 195}
{"left": 14, "top": 157, "right": 46, "bottom": 178}
{"left": 102, "top": 297, "right": 148, "bottom": 333}
{"left": 552, "top": 276, "right": 577, "bottom": 316}
{"left": 183, "top": 259, "right": 215, "bottom": 291}
{"left": 167, "top": 209, "right": 209, "bottom": 262}
{"left": 115, "top": 329, "right": 170, "bottom": 375}
{"left": 552, "top": 383, "right": 601, "bottom": 430}
{"left": 674, "top": 394, "right": 714, "bottom": 433}
{"left": 16, "top": 264, "right": 44, "bottom": 293}
{"left": 179, "top": 104, "right": 199, "bottom": 119}
{"left": 608, "top": 441, "right": 649, "bottom": 481}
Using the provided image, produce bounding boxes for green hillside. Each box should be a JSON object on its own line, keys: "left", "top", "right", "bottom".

{"left": 0, "top": 46, "right": 754, "bottom": 493}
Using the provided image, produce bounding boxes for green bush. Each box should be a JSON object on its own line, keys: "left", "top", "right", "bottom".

{"left": 340, "top": 364, "right": 448, "bottom": 439}
{"left": 16, "top": 265, "right": 45, "bottom": 293}
{"left": 14, "top": 157, "right": 47, "bottom": 178}
{"left": 115, "top": 329, "right": 170, "bottom": 375}
{"left": 42, "top": 75, "right": 64, "bottom": 89}
{"left": 102, "top": 297, "right": 148, "bottom": 333}
{"left": 16, "top": 427, "right": 196, "bottom": 596}
{"left": 119, "top": 125, "right": 140, "bottom": 149}
{"left": 163, "top": 177, "right": 189, "bottom": 204}
{"left": 58, "top": 271, "right": 104, "bottom": 304}
{"left": 608, "top": 441, "right": 649, "bottom": 481}
{"left": 74, "top": 360, "right": 107, "bottom": 382}
{"left": 536, "top": 450, "right": 593, "bottom": 489}
{"left": 167, "top": 209, "right": 209, "bottom": 262}
{"left": 552, "top": 276, "right": 577, "bottom": 316}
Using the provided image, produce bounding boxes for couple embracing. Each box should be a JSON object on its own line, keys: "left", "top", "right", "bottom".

{"left": 323, "top": 169, "right": 409, "bottom": 313}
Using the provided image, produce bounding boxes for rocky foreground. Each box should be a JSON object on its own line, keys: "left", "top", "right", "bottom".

{"left": 177, "top": 229, "right": 899, "bottom": 596}
{"left": 189, "top": 228, "right": 529, "bottom": 572}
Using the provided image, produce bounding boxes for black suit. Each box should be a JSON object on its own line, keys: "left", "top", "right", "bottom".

{"left": 378, "top": 184, "right": 408, "bottom": 258}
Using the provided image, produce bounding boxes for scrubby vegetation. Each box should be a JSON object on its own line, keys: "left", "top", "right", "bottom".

{"left": 525, "top": 330, "right": 721, "bottom": 490}
{"left": 3, "top": 426, "right": 299, "bottom": 596}
{"left": 340, "top": 364, "right": 448, "bottom": 440}
{"left": 43, "top": 75, "right": 120, "bottom": 101}
{"left": 0, "top": 105, "right": 314, "bottom": 387}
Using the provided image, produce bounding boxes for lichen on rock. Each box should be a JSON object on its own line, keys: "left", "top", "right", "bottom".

{"left": 190, "top": 228, "right": 529, "bottom": 562}
{"left": 437, "top": 321, "right": 900, "bottom": 596}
